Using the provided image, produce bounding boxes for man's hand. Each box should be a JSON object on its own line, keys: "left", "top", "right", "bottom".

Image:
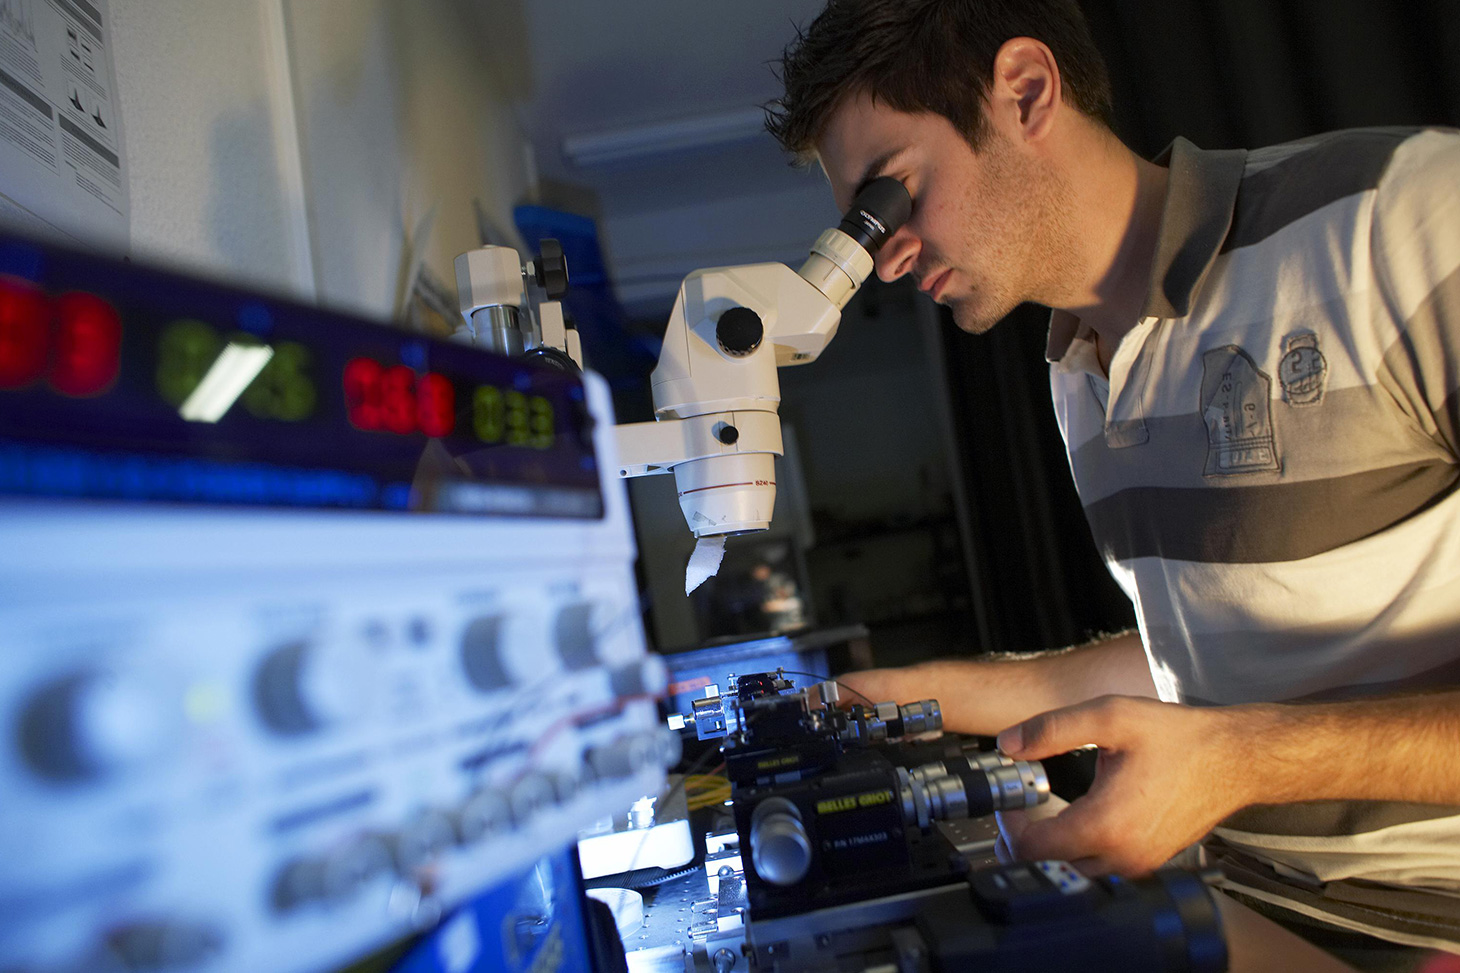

{"left": 996, "top": 695, "right": 1251, "bottom": 877}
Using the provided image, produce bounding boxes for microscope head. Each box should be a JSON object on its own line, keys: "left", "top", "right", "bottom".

{"left": 661, "top": 178, "right": 913, "bottom": 539}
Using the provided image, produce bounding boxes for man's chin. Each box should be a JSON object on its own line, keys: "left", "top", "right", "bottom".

{"left": 949, "top": 298, "right": 1008, "bottom": 335}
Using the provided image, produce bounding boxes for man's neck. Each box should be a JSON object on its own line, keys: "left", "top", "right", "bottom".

{"left": 1051, "top": 133, "right": 1170, "bottom": 371}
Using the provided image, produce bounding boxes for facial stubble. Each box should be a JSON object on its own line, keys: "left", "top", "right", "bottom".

{"left": 948, "top": 140, "right": 1080, "bottom": 335}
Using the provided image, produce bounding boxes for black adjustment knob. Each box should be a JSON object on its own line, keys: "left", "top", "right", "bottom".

{"left": 534, "top": 239, "right": 569, "bottom": 299}
{"left": 525, "top": 346, "right": 581, "bottom": 375}
{"left": 716, "top": 306, "right": 763, "bottom": 357}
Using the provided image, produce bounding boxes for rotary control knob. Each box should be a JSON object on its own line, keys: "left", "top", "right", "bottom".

{"left": 985, "top": 760, "right": 1050, "bottom": 811}
{"left": 17, "top": 669, "right": 176, "bottom": 782}
{"left": 553, "top": 600, "right": 611, "bottom": 672}
{"left": 253, "top": 638, "right": 373, "bottom": 735}
{"left": 586, "top": 728, "right": 681, "bottom": 781}
{"left": 459, "top": 614, "right": 511, "bottom": 692}
{"left": 508, "top": 772, "right": 557, "bottom": 823}
{"left": 273, "top": 835, "right": 393, "bottom": 911}
{"left": 608, "top": 654, "right": 668, "bottom": 699}
{"left": 459, "top": 602, "right": 556, "bottom": 693}
{"left": 452, "top": 787, "right": 512, "bottom": 845}
{"left": 389, "top": 810, "right": 456, "bottom": 873}
{"left": 102, "top": 919, "right": 224, "bottom": 970}
{"left": 715, "top": 306, "right": 763, "bottom": 357}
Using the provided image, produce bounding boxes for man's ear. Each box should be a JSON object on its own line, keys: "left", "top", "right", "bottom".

{"left": 990, "top": 37, "right": 1062, "bottom": 143}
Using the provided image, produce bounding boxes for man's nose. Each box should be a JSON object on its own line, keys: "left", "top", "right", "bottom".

{"left": 874, "top": 226, "right": 919, "bottom": 283}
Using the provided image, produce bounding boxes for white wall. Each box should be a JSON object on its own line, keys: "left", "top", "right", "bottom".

{"left": 112, "top": 1, "right": 306, "bottom": 296}
{"left": 285, "top": 0, "right": 535, "bottom": 320}
{"left": 109, "top": 0, "right": 534, "bottom": 316}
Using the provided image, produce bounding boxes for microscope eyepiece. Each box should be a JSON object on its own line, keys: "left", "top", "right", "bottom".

{"left": 798, "top": 177, "right": 913, "bottom": 311}
{"left": 838, "top": 176, "right": 913, "bottom": 255}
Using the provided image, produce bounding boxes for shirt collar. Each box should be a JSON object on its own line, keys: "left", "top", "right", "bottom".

{"left": 1045, "top": 137, "right": 1248, "bottom": 363}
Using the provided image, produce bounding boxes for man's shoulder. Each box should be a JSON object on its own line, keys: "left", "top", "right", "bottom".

{"left": 1224, "top": 127, "right": 1459, "bottom": 255}
{"left": 1241, "top": 126, "right": 1460, "bottom": 193}
{"left": 1244, "top": 126, "right": 1438, "bottom": 171}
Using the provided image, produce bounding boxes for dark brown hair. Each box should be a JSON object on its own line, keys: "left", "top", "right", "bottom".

{"left": 766, "top": 0, "right": 1114, "bottom": 160}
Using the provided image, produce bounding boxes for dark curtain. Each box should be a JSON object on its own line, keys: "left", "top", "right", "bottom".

{"left": 942, "top": 0, "right": 1460, "bottom": 654}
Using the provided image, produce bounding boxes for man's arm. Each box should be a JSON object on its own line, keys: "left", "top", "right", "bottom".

{"left": 998, "top": 691, "right": 1460, "bottom": 877}
{"left": 1246, "top": 691, "right": 1460, "bottom": 806}
{"left": 837, "top": 631, "right": 1157, "bottom": 736}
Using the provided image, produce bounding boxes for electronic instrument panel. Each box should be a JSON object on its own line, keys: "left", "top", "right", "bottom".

{"left": 0, "top": 235, "right": 599, "bottom": 517}
{"left": 0, "top": 234, "right": 670, "bottom": 973}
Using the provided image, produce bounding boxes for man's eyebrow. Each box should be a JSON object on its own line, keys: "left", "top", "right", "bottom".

{"left": 852, "top": 148, "right": 909, "bottom": 199}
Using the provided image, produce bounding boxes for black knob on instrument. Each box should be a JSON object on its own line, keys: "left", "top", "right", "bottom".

{"left": 716, "top": 306, "right": 763, "bottom": 357}
{"left": 534, "top": 239, "right": 569, "bottom": 299}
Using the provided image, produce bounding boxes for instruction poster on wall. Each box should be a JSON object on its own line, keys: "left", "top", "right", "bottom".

{"left": 0, "top": 0, "right": 126, "bottom": 245}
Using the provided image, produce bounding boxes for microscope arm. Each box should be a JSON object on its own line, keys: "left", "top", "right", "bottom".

{"left": 613, "top": 412, "right": 784, "bottom": 477}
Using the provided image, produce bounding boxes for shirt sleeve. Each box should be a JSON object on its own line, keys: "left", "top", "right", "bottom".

{"left": 1369, "top": 128, "right": 1460, "bottom": 460}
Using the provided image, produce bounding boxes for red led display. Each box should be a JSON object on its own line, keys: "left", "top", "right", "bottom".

{"left": 380, "top": 364, "right": 417, "bottom": 435}
{"left": 0, "top": 276, "right": 52, "bottom": 390}
{"left": 417, "top": 372, "right": 455, "bottom": 438}
{"left": 343, "top": 356, "right": 456, "bottom": 438}
{"left": 343, "top": 357, "right": 385, "bottom": 430}
{"left": 50, "top": 292, "right": 122, "bottom": 397}
{"left": 0, "top": 279, "right": 121, "bottom": 397}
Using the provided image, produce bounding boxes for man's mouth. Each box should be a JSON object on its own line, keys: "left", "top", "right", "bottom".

{"left": 920, "top": 268, "right": 952, "bottom": 302}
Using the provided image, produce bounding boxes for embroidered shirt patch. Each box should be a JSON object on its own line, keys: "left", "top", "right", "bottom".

{"left": 1278, "top": 331, "right": 1328, "bottom": 406}
{"left": 1201, "top": 345, "right": 1281, "bottom": 475}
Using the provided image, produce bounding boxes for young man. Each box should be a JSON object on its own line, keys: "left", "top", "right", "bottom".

{"left": 766, "top": 0, "right": 1460, "bottom": 967}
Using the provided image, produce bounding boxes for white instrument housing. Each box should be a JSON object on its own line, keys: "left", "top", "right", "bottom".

{"left": 0, "top": 375, "right": 670, "bottom": 973}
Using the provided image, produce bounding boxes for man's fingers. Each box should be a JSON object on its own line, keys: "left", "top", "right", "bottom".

{"left": 1067, "top": 856, "right": 1111, "bottom": 878}
{"left": 1010, "top": 807, "right": 1085, "bottom": 863}
{"left": 1009, "top": 792, "right": 1119, "bottom": 860}
{"left": 1013, "top": 801, "right": 1164, "bottom": 878}
{"left": 1011, "top": 808, "right": 1117, "bottom": 877}
{"left": 994, "top": 830, "right": 1017, "bottom": 866}
{"left": 996, "top": 695, "right": 1134, "bottom": 760}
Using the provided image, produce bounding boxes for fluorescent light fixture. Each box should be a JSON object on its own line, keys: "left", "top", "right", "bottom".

{"left": 561, "top": 107, "right": 767, "bottom": 168}
{"left": 179, "top": 342, "right": 274, "bottom": 423}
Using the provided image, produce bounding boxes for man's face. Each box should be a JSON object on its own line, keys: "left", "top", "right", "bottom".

{"left": 816, "top": 92, "right": 1071, "bottom": 334}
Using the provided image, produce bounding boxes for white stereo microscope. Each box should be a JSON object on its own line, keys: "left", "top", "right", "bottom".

{"left": 453, "top": 178, "right": 912, "bottom": 550}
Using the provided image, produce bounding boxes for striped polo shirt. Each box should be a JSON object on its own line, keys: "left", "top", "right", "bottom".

{"left": 1046, "top": 128, "right": 1460, "bottom": 948}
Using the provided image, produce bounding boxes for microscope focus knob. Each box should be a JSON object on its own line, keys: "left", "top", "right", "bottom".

{"left": 716, "top": 306, "right": 763, "bottom": 357}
